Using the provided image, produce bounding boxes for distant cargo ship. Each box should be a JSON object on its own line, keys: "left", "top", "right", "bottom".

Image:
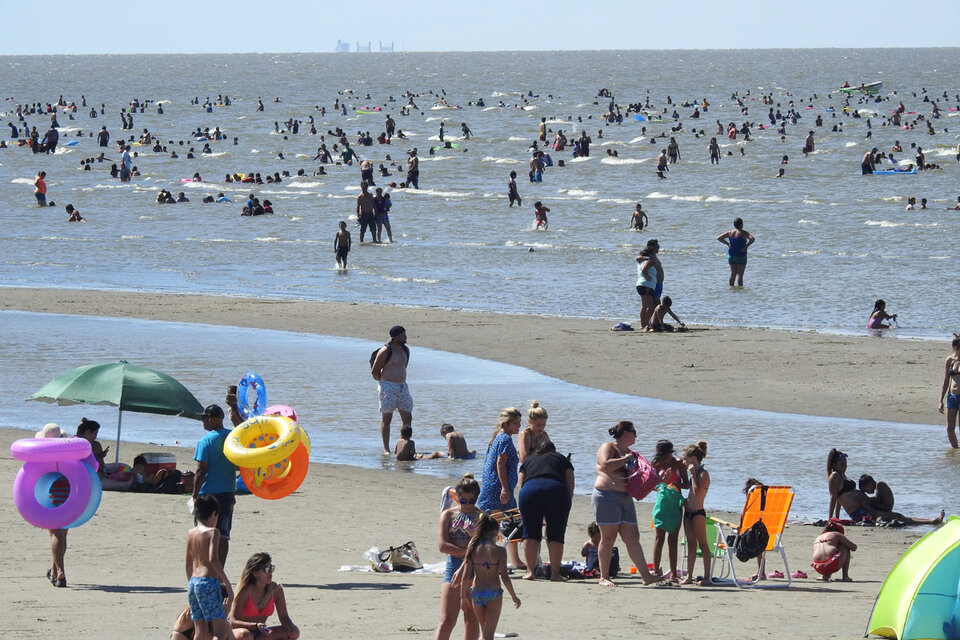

{"left": 334, "top": 40, "right": 395, "bottom": 52}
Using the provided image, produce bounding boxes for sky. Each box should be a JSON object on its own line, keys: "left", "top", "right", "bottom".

{"left": 4, "top": 0, "right": 958, "bottom": 55}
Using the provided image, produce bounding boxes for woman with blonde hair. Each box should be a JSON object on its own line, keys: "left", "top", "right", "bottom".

{"left": 478, "top": 407, "right": 524, "bottom": 569}
{"left": 518, "top": 400, "right": 551, "bottom": 462}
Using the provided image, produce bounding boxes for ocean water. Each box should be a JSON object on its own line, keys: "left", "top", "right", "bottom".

{"left": 1, "top": 49, "right": 959, "bottom": 337}
{"left": 1, "top": 310, "right": 955, "bottom": 521}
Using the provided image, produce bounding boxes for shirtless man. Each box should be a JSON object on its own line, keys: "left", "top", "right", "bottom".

{"left": 356, "top": 182, "right": 376, "bottom": 243}
{"left": 406, "top": 148, "right": 419, "bottom": 189}
{"left": 334, "top": 220, "right": 351, "bottom": 269}
{"left": 440, "top": 423, "right": 476, "bottom": 459}
{"left": 185, "top": 495, "right": 234, "bottom": 640}
{"left": 371, "top": 326, "right": 413, "bottom": 453}
{"left": 861, "top": 148, "right": 877, "bottom": 174}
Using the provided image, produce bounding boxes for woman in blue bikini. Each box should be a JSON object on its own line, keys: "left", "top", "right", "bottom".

{"left": 452, "top": 513, "right": 521, "bottom": 640}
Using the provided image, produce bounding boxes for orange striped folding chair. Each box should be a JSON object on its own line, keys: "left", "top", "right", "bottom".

{"left": 713, "top": 485, "right": 794, "bottom": 588}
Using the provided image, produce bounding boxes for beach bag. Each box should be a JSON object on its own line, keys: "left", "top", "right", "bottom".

{"left": 727, "top": 519, "right": 769, "bottom": 562}
{"left": 625, "top": 453, "right": 659, "bottom": 501}
{"left": 497, "top": 511, "right": 523, "bottom": 542}
{"left": 378, "top": 541, "right": 422, "bottom": 572}
{"left": 652, "top": 483, "right": 684, "bottom": 532}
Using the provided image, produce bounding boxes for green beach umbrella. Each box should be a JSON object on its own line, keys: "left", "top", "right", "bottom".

{"left": 27, "top": 360, "right": 204, "bottom": 462}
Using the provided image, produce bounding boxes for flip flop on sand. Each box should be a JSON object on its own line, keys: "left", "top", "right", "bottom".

{"left": 768, "top": 570, "right": 785, "bottom": 579}
{"left": 791, "top": 570, "right": 808, "bottom": 579}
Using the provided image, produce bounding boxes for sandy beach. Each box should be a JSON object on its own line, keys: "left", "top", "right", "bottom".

{"left": 0, "top": 287, "right": 951, "bottom": 638}
{"left": 1, "top": 424, "right": 930, "bottom": 640}
{"left": 0, "top": 287, "right": 950, "bottom": 426}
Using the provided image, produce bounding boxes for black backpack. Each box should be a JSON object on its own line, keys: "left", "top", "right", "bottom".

{"left": 726, "top": 486, "right": 771, "bottom": 562}
{"left": 369, "top": 343, "right": 410, "bottom": 368}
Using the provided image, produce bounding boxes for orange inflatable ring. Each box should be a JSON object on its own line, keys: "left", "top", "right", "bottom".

{"left": 240, "top": 437, "right": 309, "bottom": 500}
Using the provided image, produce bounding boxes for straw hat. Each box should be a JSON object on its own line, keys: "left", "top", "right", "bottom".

{"left": 36, "top": 423, "right": 66, "bottom": 438}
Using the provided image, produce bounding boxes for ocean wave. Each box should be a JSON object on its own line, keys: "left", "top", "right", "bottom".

{"left": 600, "top": 157, "right": 646, "bottom": 165}
{"left": 864, "top": 220, "right": 905, "bottom": 227}
{"left": 559, "top": 188, "right": 598, "bottom": 197}
{"left": 797, "top": 219, "right": 820, "bottom": 225}
{"left": 844, "top": 141, "right": 858, "bottom": 148}
{"left": 628, "top": 136, "right": 646, "bottom": 144}
{"left": 596, "top": 198, "right": 635, "bottom": 205}
{"left": 10, "top": 178, "right": 33, "bottom": 184}
{"left": 507, "top": 136, "right": 528, "bottom": 141}
{"left": 288, "top": 181, "right": 325, "bottom": 189}
{"left": 482, "top": 156, "right": 520, "bottom": 164}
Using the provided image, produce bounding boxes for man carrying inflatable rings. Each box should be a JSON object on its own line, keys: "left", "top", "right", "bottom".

{"left": 193, "top": 405, "right": 237, "bottom": 566}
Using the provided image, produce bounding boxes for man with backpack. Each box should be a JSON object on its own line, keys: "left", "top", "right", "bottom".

{"left": 371, "top": 326, "right": 413, "bottom": 454}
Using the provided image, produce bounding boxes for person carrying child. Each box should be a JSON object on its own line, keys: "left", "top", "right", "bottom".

{"left": 452, "top": 513, "right": 521, "bottom": 640}
{"left": 811, "top": 521, "right": 857, "bottom": 582}
{"left": 185, "top": 495, "right": 234, "bottom": 640}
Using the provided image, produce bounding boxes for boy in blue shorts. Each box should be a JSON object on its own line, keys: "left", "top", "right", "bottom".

{"left": 185, "top": 495, "right": 234, "bottom": 640}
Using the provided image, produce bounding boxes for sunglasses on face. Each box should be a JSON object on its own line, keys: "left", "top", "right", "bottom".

{"left": 459, "top": 498, "right": 477, "bottom": 505}
{"left": 260, "top": 564, "right": 275, "bottom": 573}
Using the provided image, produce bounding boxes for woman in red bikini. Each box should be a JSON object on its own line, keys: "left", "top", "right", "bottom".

{"left": 811, "top": 522, "right": 857, "bottom": 582}
{"left": 231, "top": 553, "right": 299, "bottom": 639}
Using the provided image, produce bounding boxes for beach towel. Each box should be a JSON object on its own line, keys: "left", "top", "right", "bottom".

{"left": 652, "top": 483, "right": 684, "bottom": 532}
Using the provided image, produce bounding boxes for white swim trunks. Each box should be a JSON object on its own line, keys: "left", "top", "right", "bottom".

{"left": 379, "top": 380, "right": 413, "bottom": 413}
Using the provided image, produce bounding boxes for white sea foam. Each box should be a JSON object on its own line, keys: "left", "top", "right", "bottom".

{"left": 481, "top": 156, "right": 520, "bottom": 164}
{"left": 864, "top": 220, "right": 904, "bottom": 227}
{"left": 600, "top": 157, "right": 646, "bottom": 165}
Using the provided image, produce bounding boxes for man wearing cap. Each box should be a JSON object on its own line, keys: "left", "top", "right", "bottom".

{"left": 406, "top": 148, "right": 419, "bottom": 189}
{"left": 371, "top": 326, "right": 413, "bottom": 453}
{"left": 192, "top": 404, "right": 236, "bottom": 565}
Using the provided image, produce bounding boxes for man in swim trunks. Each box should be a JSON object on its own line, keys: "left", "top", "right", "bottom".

{"left": 406, "top": 148, "right": 419, "bottom": 189}
{"left": 185, "top": 494, "right": 234, "bottom": 640}
{"left": 861, "top": 148, "right": 877, "bottom": 174}
{"left": 334, "top": 220, "right": 351, "bottom": 269}
{"left": 811, "top": 522, "right": 856, "bottom": 582}
{"left": 371, "top": 326, "right": 413, "bottom": 454}
{"left": 356, "top": 182, "right": 377, "bottom": 243}
{"left": 34, "top": 171, "right": 47, "bottom": 206}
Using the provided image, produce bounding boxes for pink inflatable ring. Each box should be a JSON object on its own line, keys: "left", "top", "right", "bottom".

{"left": 13, "top": 460, "right": 93, "bottom": 529}
{"left": 10, "top": 437, "right": 92, "bottom": 463}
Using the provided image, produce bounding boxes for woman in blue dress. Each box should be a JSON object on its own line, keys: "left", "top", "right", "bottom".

{"left": 478, "top": 406, "right": 524, "bottom": 569}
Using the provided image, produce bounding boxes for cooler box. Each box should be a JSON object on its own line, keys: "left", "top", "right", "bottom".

{"left": 142, "top": 452, "right": 177, "bottom": 476}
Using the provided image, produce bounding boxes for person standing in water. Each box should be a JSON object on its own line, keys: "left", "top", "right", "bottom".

{"left": 508, "top": 171, "right": 521, "bottom": 207}
{"left": 334, "top": 220, "right": 351, "bottom": 270}
{"left": 371, "top": 326, "right": 413, "bottom": 454}
{"left": 630, "top": 203, "right": 648, "bottom": 230}
{"left": 938, "top": 334, "right": 960, "bottom": 448}
{"left": 717, "top": 217, "right": 755, "bottom": 287}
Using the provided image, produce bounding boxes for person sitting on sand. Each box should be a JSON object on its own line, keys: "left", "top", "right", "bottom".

{"left": 230, "top": 552, "right": 300, "bottom": 640}
{"left": 646, "top": 296, "right": 686, "bottom": 332}
{"left": 827, "top": 449, "right": 943, "bottom": 524}
{"left": 581, "top": 521, "right": 621, "bottom": 578}
{"left": 811, "top": 521, "right": 856, "bottom": 582}
{"left": 867, "top": 298, "right": 897, "bottom": 329}
{"left": 440, "top": 423, "right": 476, "bottom": 459}
{"left": 858, "top": 474, "right": 895, "bottom": 512}
{"left": 395, "top": 425, "right": 443, "bottom": 461}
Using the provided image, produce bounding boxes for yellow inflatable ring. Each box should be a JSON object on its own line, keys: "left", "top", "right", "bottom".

{"left": 224, "top": 416, "right": 301, "bottom": 468}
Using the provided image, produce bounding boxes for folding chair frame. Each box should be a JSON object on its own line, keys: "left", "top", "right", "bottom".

{"left": 713, "top": 485, "right": 794, "bottom": 589}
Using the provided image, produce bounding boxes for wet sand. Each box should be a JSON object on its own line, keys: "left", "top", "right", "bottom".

{"left": 0, "top": 287, "right": 949, "bottom": 425}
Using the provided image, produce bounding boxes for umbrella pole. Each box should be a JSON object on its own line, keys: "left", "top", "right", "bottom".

{"left": 115, "top": 409, "right": 123, "bottom": 463}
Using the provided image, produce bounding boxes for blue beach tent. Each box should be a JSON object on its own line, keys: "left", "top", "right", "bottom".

{"left": 866, "top": 516, "right": 960, "bottom": 640}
